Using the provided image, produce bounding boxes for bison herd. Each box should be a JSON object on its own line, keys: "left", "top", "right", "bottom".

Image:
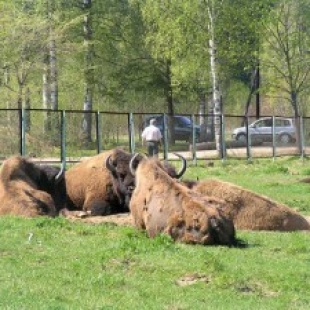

{"left": 0, "top": 148, "right": 309, "bottom": 247}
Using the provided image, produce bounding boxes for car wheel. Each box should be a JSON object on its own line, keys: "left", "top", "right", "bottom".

{"left": 278, "top": 133, "right": 291, "bottom": 144}
{"left": 236, "top": 133, "right": 247, "bottom": 143}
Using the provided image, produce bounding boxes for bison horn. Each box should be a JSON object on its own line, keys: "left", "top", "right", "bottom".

{"left": 172, "top": 153, "right": 187, "bottom": 179}
{"left": 55, "top": 163, "right": 65, "bottom": 183}
{"left": 105, "top": 155, "right": 117, "bottom": 173}
{"left": 129, "top": 153, "right": 141, "bottom": 176}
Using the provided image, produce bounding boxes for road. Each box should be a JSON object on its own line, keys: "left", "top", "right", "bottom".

{"left": 0, "top": 144, "right": 307, "bottom": 164}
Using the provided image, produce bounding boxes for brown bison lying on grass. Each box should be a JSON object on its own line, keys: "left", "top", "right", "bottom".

{"left": 64, "top": 149, "right": 187, "bottom": 217}
{"left": 0, "top": 156, "right": 65, "bottom": 217}
{"left": 128, "top": 155, "right": 244, "bottom": 247}
{"left": 64, "top": 149, "right": 135, "bottom": 216}
{"left": 191, "top": 179, "right": 310, "bottom": 231}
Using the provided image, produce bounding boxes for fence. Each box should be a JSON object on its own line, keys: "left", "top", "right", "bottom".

{"left": 1, "top": 108, "right": 309, "bottom": 166}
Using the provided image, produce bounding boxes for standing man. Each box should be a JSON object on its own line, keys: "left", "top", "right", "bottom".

{"left": 141, "top": 118, "right": 162, "bottom": 157}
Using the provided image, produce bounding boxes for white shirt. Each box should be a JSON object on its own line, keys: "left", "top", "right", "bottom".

{"left": 141, "top": 124, "right": 162, "bottom": 142}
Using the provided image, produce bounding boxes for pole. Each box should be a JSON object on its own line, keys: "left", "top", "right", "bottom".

{"left": 60, "top": 110, "right": 66, "bottom": 169}
{"left": 191, "top": 114, "right": 197, "bottom": 166}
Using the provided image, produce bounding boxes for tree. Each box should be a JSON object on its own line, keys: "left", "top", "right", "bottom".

{"left": 204, "top": 0, "right": 222, "bottom": 153}
{"left": 81, "top": 0, "right": 94, "bottom": 144}
{"left": 130, "top": 0, "right": 211, "bottom": 143}
{"left": 261, "top": 0, "right": 310, "bottom": 149}
{"left": 0, "top": 1, "right": 46, "bottom": 116}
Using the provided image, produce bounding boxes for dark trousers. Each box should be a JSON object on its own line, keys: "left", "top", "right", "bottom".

{"left": 146, "top": 141, "right": 159, "bottom": 157}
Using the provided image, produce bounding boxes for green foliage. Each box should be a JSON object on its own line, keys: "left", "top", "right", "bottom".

{"left": 260, "top": 0, "right": 310, "bottom": 114}
{"left": 0, "top": 0, "right": 309, "bottom": 117}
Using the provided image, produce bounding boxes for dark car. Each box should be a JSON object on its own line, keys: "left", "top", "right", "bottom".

{"left": 143, "top": 115, "right": 200, "bottom": 142}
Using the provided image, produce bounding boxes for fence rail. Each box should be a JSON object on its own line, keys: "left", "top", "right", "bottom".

{"left": 0, "top": 109, "right": 309, "bottom": 166}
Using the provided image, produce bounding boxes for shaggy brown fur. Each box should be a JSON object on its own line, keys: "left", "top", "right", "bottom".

{"left": 192, "top": 179, "right": 310, "bottom": 231}
{"left": 0, "top": 156, "right": 64, "bottom": 217}
{"left": 65, "top": 149, "right": 184, "bottom": 217}
{"left": 65, "top": 149, "right": 135, "bottom": 216}
{"left": 129, "top": 157, "right": 241, "bottom": 246}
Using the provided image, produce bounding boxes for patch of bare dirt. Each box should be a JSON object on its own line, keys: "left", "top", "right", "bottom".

{"left": 176, "top": 273, "right": 211, "bottom": 287}
{"left": 62, "top": 211, "right": 134, "bottom": 226}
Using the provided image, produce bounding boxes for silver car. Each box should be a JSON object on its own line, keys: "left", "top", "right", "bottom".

{"left": 232, "top": 117, "right": 296, "bottom": 144}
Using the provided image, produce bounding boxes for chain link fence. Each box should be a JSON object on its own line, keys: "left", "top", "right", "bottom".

{"left": 0, "top": 109, "right": 309, "bottom": 165}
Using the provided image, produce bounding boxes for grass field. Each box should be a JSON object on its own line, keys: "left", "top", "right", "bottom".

{"left": 0, "top": 156, "right": 310, "bottom": 309}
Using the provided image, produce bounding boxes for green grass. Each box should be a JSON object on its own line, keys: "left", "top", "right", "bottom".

{"left": 0, "top": 157, "right": 310, "bottom": 309}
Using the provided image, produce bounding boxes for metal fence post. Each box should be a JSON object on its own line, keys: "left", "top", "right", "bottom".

{"left": 18, "top": 109, "right": 22, "bottom": 155}
{"left": 163, "top": 113, "right": 168, "bottom": 160}
{"left": 300, "top": 116, "right": 305, "bottom": 159}
{"left": 60, "top": 110, "right": 66, "bottom": 169}
{"left": 129, "top": 113, "right": 135, "bottom": 154}
{"left": 221, "top": 114, "right": 226, "bottom": 162}
{"left": 246, "top": 116, "right": 251, "bottom": 162}
{"left": 96, "top": 111, "right": 102, "bottom": 154}
{"left": 272, "top": 116, "right": 276, "bottom": 160}
{"left": 21, "top": 109, "right": 26, "bottom": 156}
{"left": 191, "top": 114, "right": 197, "bottom": 166}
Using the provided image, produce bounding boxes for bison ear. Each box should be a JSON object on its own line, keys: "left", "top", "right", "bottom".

{"left": 105, "top": 155, "right": 117, "bottom": 174}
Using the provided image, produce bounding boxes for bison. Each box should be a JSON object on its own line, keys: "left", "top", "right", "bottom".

{"left": 0, "top": 156, "right": 65, "bottom": 217}
{"left": 128, "top": 154, "right": 243, "bottom": 247}
{"left": 191, "top": 179, "right": 310, "bottom": 231}
{"left": 64, "top": 149, "right": 187, "bottom": 217}
{"left": 64, "top": 149, "right": 135, "bottom": 216}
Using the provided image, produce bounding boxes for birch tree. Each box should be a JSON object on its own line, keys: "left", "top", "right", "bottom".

{"left": 205, "top": 0, "right": 222, "bottom": 154}
{"left": 81, "top": 0, "right": 94, "bottom": 144}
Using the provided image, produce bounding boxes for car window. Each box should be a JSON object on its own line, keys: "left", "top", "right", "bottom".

{"left": 176, "top": 117, "right": 191, "bottom": 126}
{"left": 264, "top": 119, "right": 272, "bottom": 127}
{"left": 174, "top": 118, "right": 185, "bottom": 127}
{"left": 275, "top": 119, "right": 291, "bottom": 127}
{"left": 255, "top": 119, "right": 272, "bottom": 127}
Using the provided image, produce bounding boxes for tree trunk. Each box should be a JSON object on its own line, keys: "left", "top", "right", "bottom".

{"left": 49, "top": 38, "right": 58, "bottom": 110}
{"left": 164, "top": 59, "right": 175, "bottom": 144}
{"left": 48, "top": 0, "right": 59, "bottom": 144}
{"left": 207, "top": 1, "right": 222, "bottom": 155}
{"left": 43, "top": 53, "right": 51, "bottom": 132}
{"left": 25, "top": 87, "right": 31, "bottom": 132}
{"left": 291, "top": 91, "right": 302, "bottom": 154}
{"left": 198, "top": 89, "right": 207, "bottom": 142}
{"left": 242, "top": 65, "right": 259, "bottom": 126}
{"left": 82, "top": 0, "right": 93, "bottom": 144}
{"left": 17, "top": 84, "right": 23, "bottom": 110}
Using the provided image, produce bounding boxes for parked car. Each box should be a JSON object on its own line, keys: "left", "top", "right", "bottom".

{"left": 232, "top": 117, "right": 296, "bottom": 144}
{"left": 143, "top": 115, "right": 200, "bottom": 142}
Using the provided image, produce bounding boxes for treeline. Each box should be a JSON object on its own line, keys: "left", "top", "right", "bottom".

{"left": 1, "top": 0, "right": 310, "bottom": 121}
